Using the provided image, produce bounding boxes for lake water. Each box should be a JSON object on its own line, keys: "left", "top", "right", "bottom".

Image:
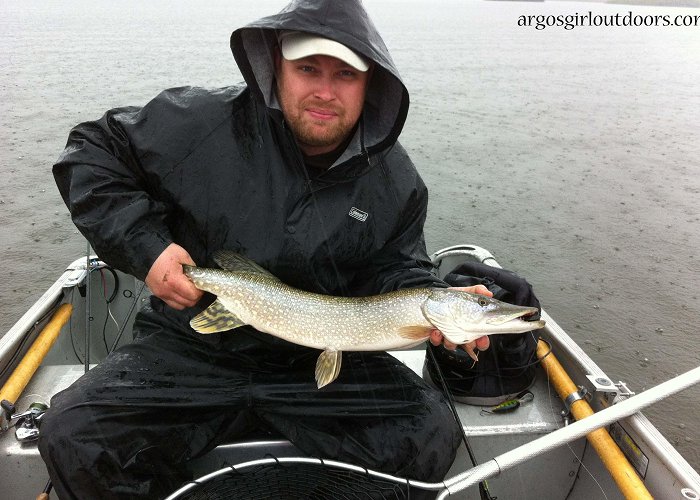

{"left": 1, "top": 0, "right": 698, "bottom": 472}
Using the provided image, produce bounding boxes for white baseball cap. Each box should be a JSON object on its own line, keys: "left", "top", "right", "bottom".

{"left": 279, "top": 31, "right": 370, "bottom": 72}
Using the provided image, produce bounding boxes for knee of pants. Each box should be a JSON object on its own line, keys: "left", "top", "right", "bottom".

{"left": 38, "top": 393, "right": 89, "bottom": 466}
{"left": 411, "top": 401, "right": 462, "bottom": 480}
{"left": 349, "top": 390, "right": 462, "bottom": 482}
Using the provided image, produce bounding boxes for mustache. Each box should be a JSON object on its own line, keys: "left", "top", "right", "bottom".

{"left": 303, "top": 101, "right": 343, "bottom": 115}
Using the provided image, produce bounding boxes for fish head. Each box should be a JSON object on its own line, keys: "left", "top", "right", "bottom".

{"left": 423, "top": 289, "right": 545, "bottom": 345}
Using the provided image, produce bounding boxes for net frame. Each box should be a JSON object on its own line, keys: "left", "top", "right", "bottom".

{"left": 165, "top": 456, "right": 443, "bottom": 500}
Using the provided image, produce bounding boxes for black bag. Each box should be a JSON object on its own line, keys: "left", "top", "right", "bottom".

{"left": 424, "top": 262, "right": 542, "bottom": 405}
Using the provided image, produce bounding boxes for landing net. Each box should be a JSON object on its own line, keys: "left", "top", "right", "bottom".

{"left": 170, "top": 458, "right": 417, "bottom": 500}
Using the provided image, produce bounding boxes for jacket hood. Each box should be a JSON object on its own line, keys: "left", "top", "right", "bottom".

{"left": 230, "top": 0, "right": 409, "bottom": 162}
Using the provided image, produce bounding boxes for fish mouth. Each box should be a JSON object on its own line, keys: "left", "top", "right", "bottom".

{"left": 486, "top": 305, "right": 541, "bottom": 326}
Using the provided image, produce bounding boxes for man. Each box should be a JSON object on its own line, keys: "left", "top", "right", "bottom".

{"left": 40, "top": 1, "right": 490, "bottom": 498}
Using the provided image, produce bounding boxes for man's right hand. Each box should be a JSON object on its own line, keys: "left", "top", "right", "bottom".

{"left": 145, "top": 243, "right": 204, "bottom": 310}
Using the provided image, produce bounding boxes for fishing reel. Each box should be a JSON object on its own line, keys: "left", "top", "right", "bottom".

{"left": 2, "top": 401, "right": 48, "bottom": 443}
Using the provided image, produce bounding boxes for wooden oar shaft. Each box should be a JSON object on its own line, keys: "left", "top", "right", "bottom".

{"left": 0, "top": 303, "right": 72, "bottom": 405}
{"left": 536, "top": 339, "right": 652, "bottom": 500}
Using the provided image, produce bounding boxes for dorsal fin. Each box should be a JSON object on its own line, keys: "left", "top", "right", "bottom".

{"left": 213, "top": 250, "right": 279, "bottom": 280}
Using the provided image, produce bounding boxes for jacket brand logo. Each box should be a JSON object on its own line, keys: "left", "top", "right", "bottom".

{"left": 348, "top": 207, "right": 369, "bottom": 222}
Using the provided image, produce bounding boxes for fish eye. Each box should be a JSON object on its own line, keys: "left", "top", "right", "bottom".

{"left": 478, "top": 298, "right": 488, "bottom": 307}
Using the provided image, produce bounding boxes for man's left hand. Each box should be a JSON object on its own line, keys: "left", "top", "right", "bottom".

{"left": 429, "top": 284, "right": 492, "bottom": 357}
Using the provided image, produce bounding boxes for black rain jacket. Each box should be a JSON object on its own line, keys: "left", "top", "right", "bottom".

{"left": 53, "top": 0, "right": 446, "bottom": 312}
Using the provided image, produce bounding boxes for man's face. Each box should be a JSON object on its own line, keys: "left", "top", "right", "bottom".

{"left": 275, "top": 53, "right": 371, "bottom": 156}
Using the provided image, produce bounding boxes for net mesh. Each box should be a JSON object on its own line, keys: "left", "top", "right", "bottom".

{"left": 179, "top": 462, "right": 409, "bottom": 500}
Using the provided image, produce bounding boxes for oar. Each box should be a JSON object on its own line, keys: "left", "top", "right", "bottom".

{"left": 536, "top": 339, "right": 652, "bottom": 499}
{"left": 439, "top": 364, "right": 700, "bottom": 498}
{"left": 0, "top": 303, "right": 72, "bottom": 429}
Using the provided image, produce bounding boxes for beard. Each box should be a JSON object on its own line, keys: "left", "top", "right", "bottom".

{"left": 290, "top": 114, "right": 348, "bottom": 148}
{"left": 283, "top": 103, "right": 353, "bottom": 150}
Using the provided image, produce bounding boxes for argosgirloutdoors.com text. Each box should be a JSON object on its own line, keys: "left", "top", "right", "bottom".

{"left": 519, "top": 11, "right": 700, "bottom": 30}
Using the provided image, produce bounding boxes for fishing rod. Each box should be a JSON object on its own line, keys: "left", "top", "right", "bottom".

{"left": 165, "top": 363, "right": 700, "bottom": 499}
{"left": 426, "top": 345, "right": 496, "bottom": 500}
{"left": 85, "top": 243, "right": 92, "bottom": 374}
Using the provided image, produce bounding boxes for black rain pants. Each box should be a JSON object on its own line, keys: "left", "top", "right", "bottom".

{"left": 38, "top": 300, "right": 462, "bottom": 499}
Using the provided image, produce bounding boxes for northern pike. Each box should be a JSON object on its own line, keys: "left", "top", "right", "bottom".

{"left": 184, "top": 251, "right": 545, "bottom": 388}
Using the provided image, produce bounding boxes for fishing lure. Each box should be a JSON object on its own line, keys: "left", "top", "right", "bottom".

{"left": 480, "top": 390, "right": 534, "bottom": 415}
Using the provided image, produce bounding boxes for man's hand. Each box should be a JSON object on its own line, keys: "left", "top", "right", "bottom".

{"left": 429, "top": 284, "right": 492, "bottom": 358}
{"left": 145, "top": 243, "right": 204, "bottom": 310}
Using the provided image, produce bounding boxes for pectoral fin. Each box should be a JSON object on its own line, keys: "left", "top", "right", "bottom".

{"left": 315, "top": 350, "right": 342, "bottom": 389}
{"left": 398, "top": 326, "right": 433, "bottom": 341}
{"left": 190, "top": 300, "right": 246, "bottom": 334}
